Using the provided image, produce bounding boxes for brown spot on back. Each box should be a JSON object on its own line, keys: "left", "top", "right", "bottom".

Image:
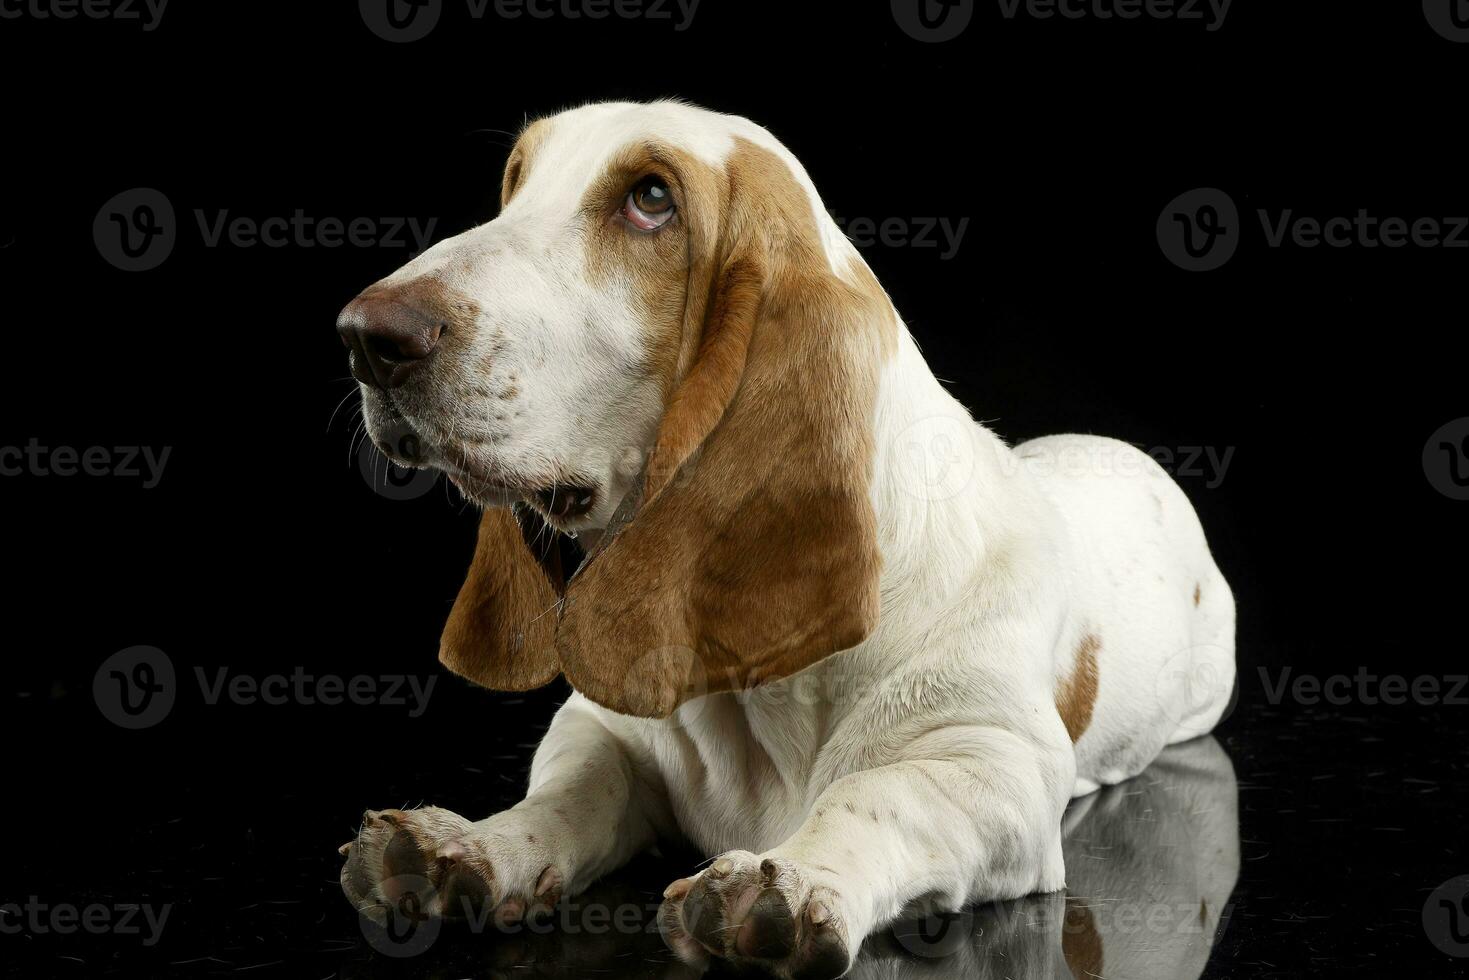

{"left": 1057, "top": 634, "right": 1100, "bottom": 743}
{"left": 1193, "top": 583, "right": 1202, "bottom": 607}
{"left": 1062, "top": 898, "right": 1105, "bottom": 980}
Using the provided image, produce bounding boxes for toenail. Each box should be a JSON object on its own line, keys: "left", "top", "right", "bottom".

{"left": 535, "top": 865, "right": 561, "bottom": 897}
{"left": 710, "top": 858, "right": 733, "bottom": 878}
{"left": 664, "top": 878, "right": 692, "bottom": 901}
{"left": 760, "top": 858, "right": 779, "bottom": 885}
{"left": 808, "top": 900, "right": 830, "bottom": 926}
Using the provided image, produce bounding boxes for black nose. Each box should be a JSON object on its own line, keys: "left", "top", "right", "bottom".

{"left": 336, "top": 290, "right": 444, "bottom": 389}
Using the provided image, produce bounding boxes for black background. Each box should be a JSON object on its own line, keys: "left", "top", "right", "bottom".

{"left": 3, "top": 0, "right": 1467, "bottom": 975}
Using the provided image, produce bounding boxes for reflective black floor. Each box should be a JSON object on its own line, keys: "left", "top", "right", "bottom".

{"left": 6, "top": 694, "right": 1467, "bottom": 977}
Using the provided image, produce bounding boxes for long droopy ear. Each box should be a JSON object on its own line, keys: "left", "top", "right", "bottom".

{"left": 439, "top": 505, "right": 562, "bottom": 692}
{"left": 555, "top": 141, "right": 893, "bottom": 717}
{"left": 440, "top": 139, "right": 893, "bottom": 717}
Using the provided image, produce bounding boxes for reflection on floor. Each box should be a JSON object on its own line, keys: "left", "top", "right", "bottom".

{"left": 858, "top": 735, "right": 1239, "bottom": 979}
{"left": 346, "top": 736, "right": 1239, "bottom": 979}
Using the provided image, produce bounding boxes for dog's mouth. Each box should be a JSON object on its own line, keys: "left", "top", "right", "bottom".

{"left": 363, "top": 398, "right": 599, "bottom": 522}
{"left": 436, "top": 456, "right": 600, "bottom": 525}
{"left": 441, "top": 463, "right": 598, "bottom": 522}
{"left": 533, "top": 485, "right": 597, "bottom": 521}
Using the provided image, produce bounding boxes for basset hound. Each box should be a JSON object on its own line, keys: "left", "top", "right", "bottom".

{"left": 335, "top": 100, "right": 1237, "bottom": 978}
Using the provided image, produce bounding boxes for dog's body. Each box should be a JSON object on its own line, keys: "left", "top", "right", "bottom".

{"left": 337, "top": 101, "right": 1235, "bottom": 978}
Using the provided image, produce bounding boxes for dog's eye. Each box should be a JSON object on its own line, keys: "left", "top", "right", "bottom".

{"left": 624, "top": 177, "right": 675, "bottom": 231}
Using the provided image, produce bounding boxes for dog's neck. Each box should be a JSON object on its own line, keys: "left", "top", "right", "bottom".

{"left": 868, "top": 323, "right": 1032, "bottom": 576}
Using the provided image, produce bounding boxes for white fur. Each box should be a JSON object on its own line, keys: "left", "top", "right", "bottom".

{"left": 350, "top": 101, "right": 1236, "bottom": 973}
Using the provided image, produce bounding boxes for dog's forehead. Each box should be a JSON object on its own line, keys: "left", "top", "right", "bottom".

{"left": 543, "top": 101, "right": 741, "bottom": 170}
{"left": 508, "top": 102, "right": 749, "bottom": 214}
{"left": 508, "top": 100, "right": 853, "bottom": 276}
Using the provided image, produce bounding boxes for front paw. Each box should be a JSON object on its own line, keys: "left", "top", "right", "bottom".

{"left": 339, "top": 806, "right": 563, "bottom": 929}
{"left": 658, "top": 851, "right": 854, "bottom": 980}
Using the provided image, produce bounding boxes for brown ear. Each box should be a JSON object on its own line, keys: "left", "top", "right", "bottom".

{"left": 555, "top": 142, "right": 891, "bottom": 718}
{"left": 439, "top": 504, "right": 563, "bottom": 692}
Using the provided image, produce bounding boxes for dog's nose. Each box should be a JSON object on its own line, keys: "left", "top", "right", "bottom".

{"left": 336, "top": 292, "right": 444, "bottom": 389}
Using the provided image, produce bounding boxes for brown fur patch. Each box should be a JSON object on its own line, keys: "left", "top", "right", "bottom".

{"left": 439, "top": 506, "right": 562, "bottom": 692}
{"left": 1193, "top": 582, "right": 1202, "bottom": 607}
{"left": 1057, "top": 633, "right": 1101, "bottom": 743}
{"left": 1062, "top": 898, "right": 1105, "bottom": 980}
{"left": 556, "top": 138, "right": 890, "bottom": 716}
{"left": 500, "top": 117, "right": 551, "bottom": 208}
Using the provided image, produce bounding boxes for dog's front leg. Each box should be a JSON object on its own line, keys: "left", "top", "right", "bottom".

{"left": 659, "top": 725, "right": 1072, "bottom": 979}
{"left": 341, "top": 698, "right": 667, "bottom": 927}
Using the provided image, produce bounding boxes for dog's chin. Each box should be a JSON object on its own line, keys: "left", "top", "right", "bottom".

{"left": 360, "top": 401, "right": 604, "bottom": 529}
{"left": 443, "top": 472, "right": 521, "bottom": 509}
{"left": 436, "top": 460, "right": 602, "bottom": 531}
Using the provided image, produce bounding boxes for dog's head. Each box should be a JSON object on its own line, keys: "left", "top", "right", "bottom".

{"left": 338, "top": 101, "right": 895, "bottom": 717}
